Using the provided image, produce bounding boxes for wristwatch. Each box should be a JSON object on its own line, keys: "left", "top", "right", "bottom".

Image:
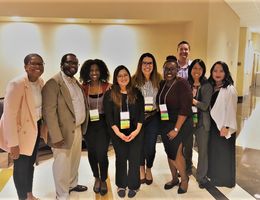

{"left": 174, "top": 127, "right": 179, "bottom": 132}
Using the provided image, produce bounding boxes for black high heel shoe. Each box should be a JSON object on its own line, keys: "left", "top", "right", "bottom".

{"left": 177, "top": 177, "right": 189, "bottom": 194}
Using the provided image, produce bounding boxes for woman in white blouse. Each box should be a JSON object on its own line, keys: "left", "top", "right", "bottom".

{"left": 207, "top": 61, "right": 237, "bottom": 188}
{"left": 0, "top": 54, "right": 45, "bottom": 200}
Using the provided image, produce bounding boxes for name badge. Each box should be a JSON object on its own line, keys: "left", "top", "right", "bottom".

{"left": 89, "top": 109, "right": 99, "bottom": 122}
{"left": 145, "top": 96, "right": 153, "bottom": 112}
{"left": 159, "top": 104, "right": 169, "bottom": 121}
{"left": 120, "top": 111, "right": 130, "bottom": 129}
{"left": 192, "top": 106, "right": 198, "bottom": 113}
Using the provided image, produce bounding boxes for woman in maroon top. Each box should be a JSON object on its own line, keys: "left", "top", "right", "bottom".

{"left": 80, "top": 59, "right": 111, "bottom": 196}
{"left": 157, "top": 58, "right": 192, "bottom": 194}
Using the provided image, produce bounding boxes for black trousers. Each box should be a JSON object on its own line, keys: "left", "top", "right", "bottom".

{"left": 84, "top": 116, "right": 110, "bottom": 181}
{"left": 13, "top": 122, "right": 41, "bottom": 200}
{"left": 140, "top": 113, "right": 160, "bottom": 168}
{"left": 111, "top": 129, "right": 143, "bottom": 190}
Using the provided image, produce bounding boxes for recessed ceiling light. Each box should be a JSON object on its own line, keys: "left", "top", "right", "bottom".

{"left": 115, "top": 19, "right": 126, "bottom": 24}
{"left": 65, "top": 18, "right": 77, "bottom": 23}
{"left": 10, "top": 16, "right": 22, "bottom": 22}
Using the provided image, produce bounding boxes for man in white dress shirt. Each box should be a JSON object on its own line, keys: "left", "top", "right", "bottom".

{"left": 42, "top": 53, "right": 89, "bottom": 200}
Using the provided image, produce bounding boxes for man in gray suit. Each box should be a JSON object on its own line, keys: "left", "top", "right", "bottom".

{"left": 42, "top": 53, "right": 89, "bottom": 200}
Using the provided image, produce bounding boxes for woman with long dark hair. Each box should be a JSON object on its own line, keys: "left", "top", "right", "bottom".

{"left": 207, "top": 61, "right": 237, "bottom": 187}
{"left": 132, "top": 53, "right": 161, "bottom": 185}
{"left": 103, "top": 65, "right": 144, "bottom": 198}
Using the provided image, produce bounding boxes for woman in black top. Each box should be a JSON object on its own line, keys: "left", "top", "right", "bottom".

{"left": 103, "top": 65, "right": 144, "bottom": 198}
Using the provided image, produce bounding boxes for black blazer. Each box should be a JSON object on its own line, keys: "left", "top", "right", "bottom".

{"left": 103, "top": 88, "right": 144, "bottom": 135}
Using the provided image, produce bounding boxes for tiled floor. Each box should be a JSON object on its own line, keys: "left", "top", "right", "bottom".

{"left": 1, "top": 87, "right": 260, "bottom": 199}
{"left": 0, "top": 144, "right": 255, "bottom": 200}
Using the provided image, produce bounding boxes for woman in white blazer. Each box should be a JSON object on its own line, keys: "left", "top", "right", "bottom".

{"left": 0, "top": 54, "right": 45, "bottom": 200}
{"left": 207, "top": 61, "right": 237, "bottom": 188}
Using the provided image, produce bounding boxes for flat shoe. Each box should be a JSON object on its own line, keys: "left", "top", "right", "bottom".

{"left": 140, "top": 178, "right": 146, "bottom": 184}
{"left": 128, "top": 189, "right": 137, "bottom": 198}
{"left": 100, "top": 181, "right": 108, "bottom": 196}
{"left": 69, "top": 185, "right": 88, "bottom": 193}
{"left": 117, "top": 188, "right": 126, "bottom": 198}
{"left": 93, "top": 179, "right": 100, "bottom": 193}
{"left": 164, "top": 179, "right": 179, "bottom": 190}
{"left": 145, "top": 178, "right": 153, "bottom": 185}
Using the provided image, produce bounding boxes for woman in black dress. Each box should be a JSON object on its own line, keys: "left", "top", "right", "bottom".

{"left": 208, "top": 61, "right": 237, "bottom": 187}
{"left": 157, "top": 58, "right": 193, "bottom": 194}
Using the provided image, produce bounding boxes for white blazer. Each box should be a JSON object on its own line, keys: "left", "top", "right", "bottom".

{"left": 210, "top": 85, "right": 237, "bottom": 139}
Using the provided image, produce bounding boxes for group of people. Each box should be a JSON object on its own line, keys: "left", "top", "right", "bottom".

{"left": 0, "top": 40, "right": 237, "bottom": 200}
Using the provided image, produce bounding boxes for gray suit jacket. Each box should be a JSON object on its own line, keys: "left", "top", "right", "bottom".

{"left": 196, "top": 82, "right": 213, "bottom": 132}
{"left": 42, "top": 72, "right": 89, "bottom": 149}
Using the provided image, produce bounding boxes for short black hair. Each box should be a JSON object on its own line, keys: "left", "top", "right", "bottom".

{"left": 60, "top": 53, "right": 77, "bottom": 65}
{"left": 166, "top": 55, "right": 177, "bottom": 62}
{"left": 24, "top": 53, "right": 43, "bottom": 65}
{"left": 80, "top": 59, "right": 110, "bottom": 83}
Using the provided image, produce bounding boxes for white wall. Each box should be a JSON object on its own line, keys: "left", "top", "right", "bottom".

{"left": 0, "top": 22, "right": 186, "bottom": 97}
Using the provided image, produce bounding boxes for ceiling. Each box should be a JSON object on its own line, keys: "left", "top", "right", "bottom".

{"left": 0, "top": 0, "right": 260, "bottom": 33}
{"left": 224, "top": 0, "right": 260, "bottom": 33}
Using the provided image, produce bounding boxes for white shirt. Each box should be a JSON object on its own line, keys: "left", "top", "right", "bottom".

{"left": 29, "top": 81, "right": 42, "bottom": 121}
{"left": 177, "top": 59, "right": 192, "bottom": 80}
{"left": 61, "top": 72, "right": 86, "bottom": 127}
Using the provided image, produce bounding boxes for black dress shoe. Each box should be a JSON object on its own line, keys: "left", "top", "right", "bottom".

{"left": 100, "top": 181, "right": 108, "bottom": 196}
{"left": 164, "top": 179, "right": 179, "bottom": 190}
{"left": 69, "top": 185, "right": 88, "bottom": 193}
{"left": 198, "top": 181, "right": 208, "bottom": 189}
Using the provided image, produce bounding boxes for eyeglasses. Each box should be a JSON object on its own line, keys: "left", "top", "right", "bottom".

{"left": 164, "top": 67, "right": 178, "bottom": 72}
{"left": 64, "top": 61, "right": 79, "bottom": 66}
{"left": 29, "top": 62, "right": 45, "bottom": 67}
{"left": 142, "top": 61, "right": 153, "bottom": 65}
{"left": 117, "top": 74, "right": 129, "bottom": 79}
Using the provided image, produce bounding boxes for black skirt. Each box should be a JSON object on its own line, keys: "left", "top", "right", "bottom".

{"left": 207, "top": 120, "right": 236, "bottom": 187}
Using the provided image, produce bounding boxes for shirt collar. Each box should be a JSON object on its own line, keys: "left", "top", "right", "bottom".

{"left": 61, "top": 71, "right": 77, "bottom": 84}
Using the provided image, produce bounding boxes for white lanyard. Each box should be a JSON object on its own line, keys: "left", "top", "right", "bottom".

{"left": 88, "top": 83, "right": 100, "bottom": 121}
{"left": 158, "top": 80, "right": 176, "bottom": 104}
